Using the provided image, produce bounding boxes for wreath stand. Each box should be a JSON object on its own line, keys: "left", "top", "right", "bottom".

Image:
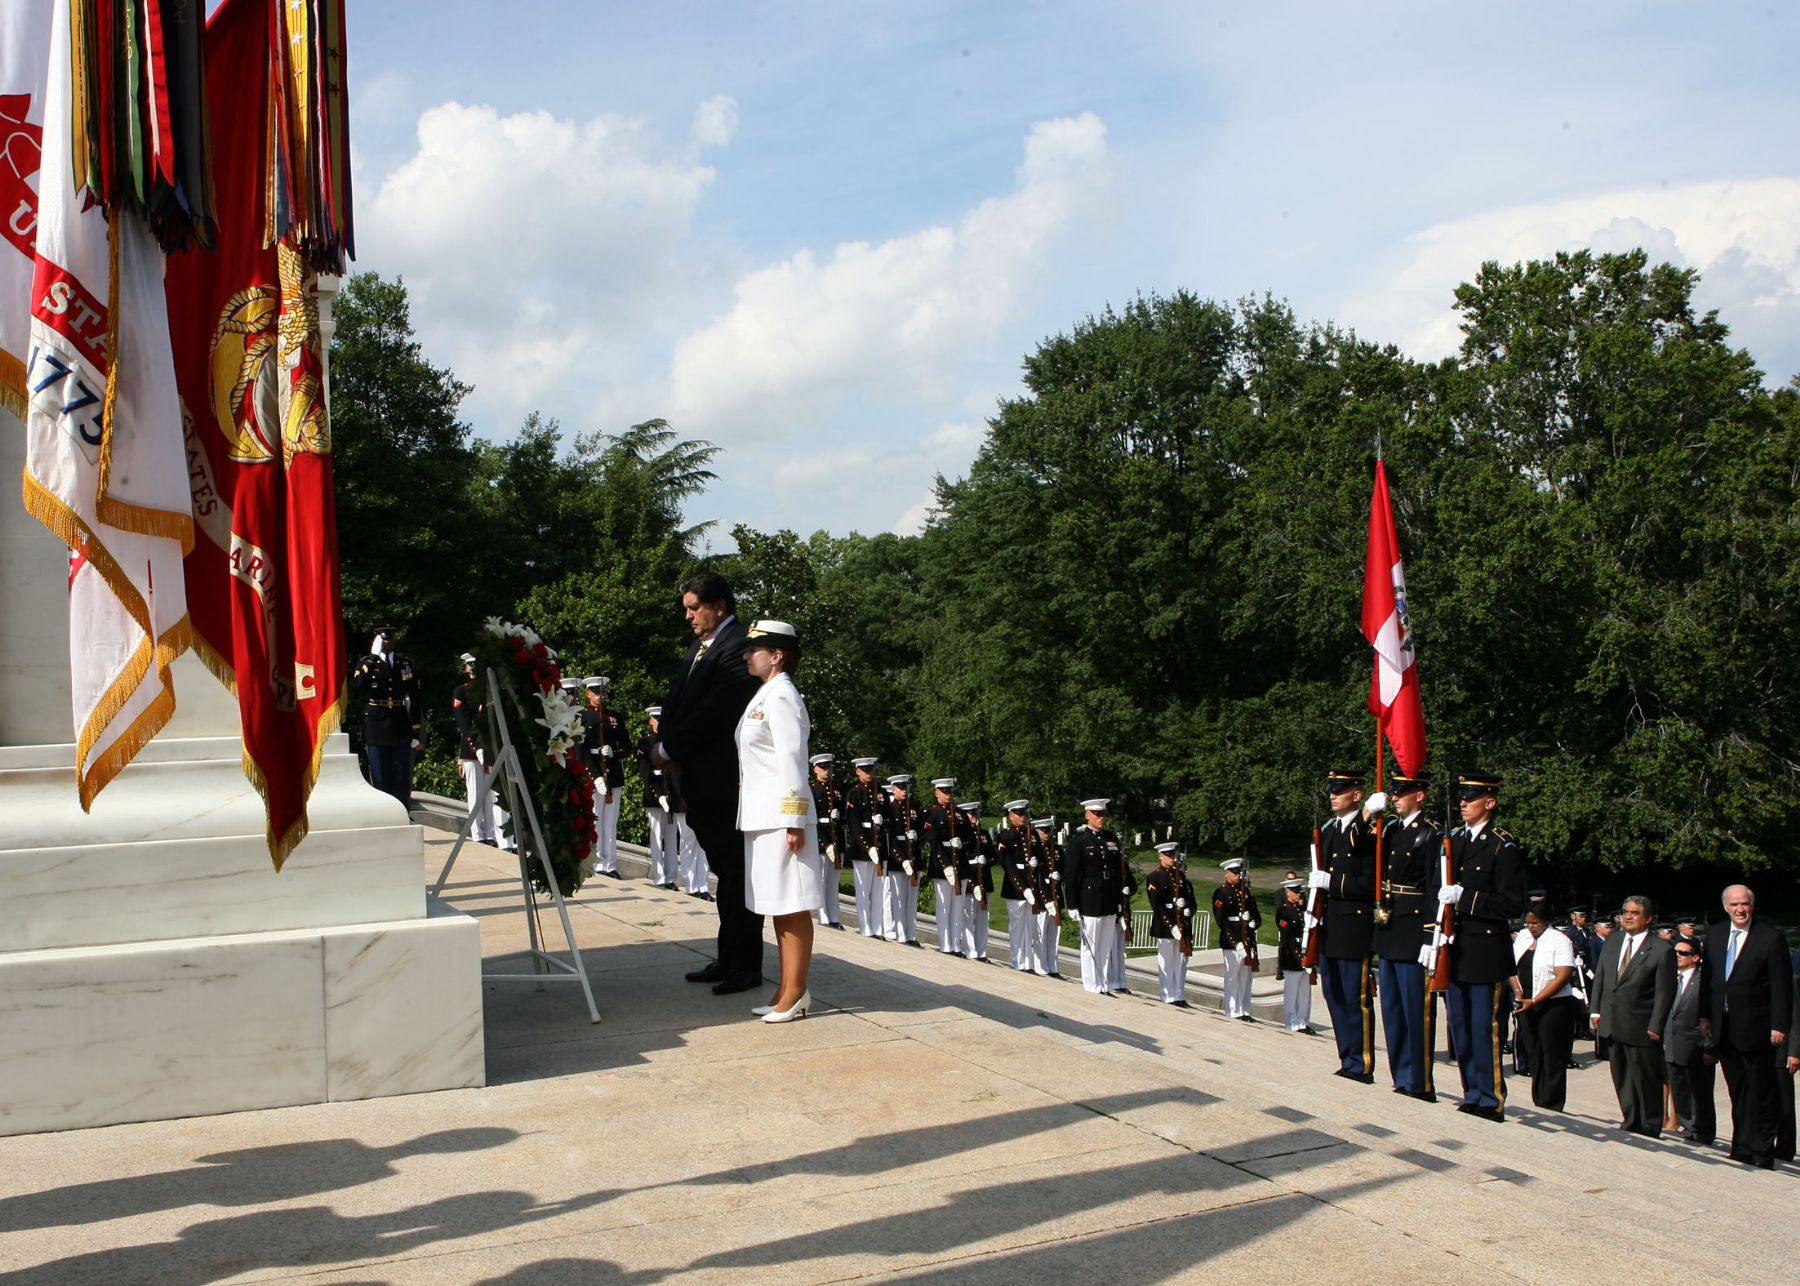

{"left": 433, "top": 668, "right": 600, "bottom": 1023}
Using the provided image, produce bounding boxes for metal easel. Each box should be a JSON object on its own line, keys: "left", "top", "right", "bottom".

{"left": 432, "top": 668, "right": 600, "bottom": 1023}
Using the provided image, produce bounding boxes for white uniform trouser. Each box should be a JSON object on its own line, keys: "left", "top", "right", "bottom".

{"left": 1106, "top": 916, "right": 1128, "bottom": 991}
{"left": 1007, "top": 899, "right": 1036, "bottom": 970}
{"left": 816, "top": 849, "right": 842, "bottom": 925}
{"left": 962, "top": 893, "right": 990, "bottom": 959}
{"left": 460, "top": 758, "right": 497, "bottom": 843}
{"left": 884, "top": 870, "right": 917, "bottom": 942}
{"left": 1036, "top": 908, "right": 1061, "bottom": 975}
{"left": 591, "top": 789, "right": 620, "bottom": 872}
{"left": 678, "top": 815, "right": 709, "bottom": 892}
{"left": 1220, "top": 949, "right": 1254, "bottom": 1018}
{"left": 1079, "top": 914, "right": 1119, "bottom": 993}
{"left": 646, "top": 807, "right": 674, "bottom": 884}
{"left": 933, "top": 879, "right": 962, "bottom": 953}
{"left": 1284, "top": 970, "right": 1313, "bottom": 1030}
{"left": 1158, "top": 938, "right": 1188, "bottom": 1003}
{"left": 852, "top": 861, "right": 883, "bottom": 936}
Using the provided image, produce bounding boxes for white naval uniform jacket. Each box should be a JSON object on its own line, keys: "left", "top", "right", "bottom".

{"left": 734, "top": 673, "right": 818, "bottom": 833}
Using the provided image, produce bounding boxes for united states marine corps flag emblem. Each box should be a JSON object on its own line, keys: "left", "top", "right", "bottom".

{"left": 167, "top": 0, "right": 353, "bottom": 869}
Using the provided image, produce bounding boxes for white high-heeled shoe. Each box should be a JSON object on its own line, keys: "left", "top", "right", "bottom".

{"left": 751, "top": 1002, "right": 776, "bottom": 1016}
{"left": 761, "top": 989, "right": 811, "bottom": 1023}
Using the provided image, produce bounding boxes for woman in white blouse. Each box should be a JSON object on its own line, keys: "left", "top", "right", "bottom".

{"left": 735, "top": 621, "right": 825, "bottom": 1023}
{"left": 1512, "top": 898, "right": 1582, "bottom": 1110}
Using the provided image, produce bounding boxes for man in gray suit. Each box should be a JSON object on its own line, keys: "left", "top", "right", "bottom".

{"left": 1663, "top": 933, "right": 1715, "bottom": 1145}
{"left": 1590, "top": 894, "right": 1677, "bottom": 1137}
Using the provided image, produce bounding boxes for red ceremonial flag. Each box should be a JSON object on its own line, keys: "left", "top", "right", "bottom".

{"left": 166, "top": 0, "right": 347, "bottom": 868}
{"left": 1361, "top": 460, "right": 1426, "bottom": 777}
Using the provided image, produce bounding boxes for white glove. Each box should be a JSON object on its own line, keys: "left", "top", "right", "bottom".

{"left": 1175, "top": 898, "right": 1187, "bottom": 909}
{"left": 1027, "top": 857, "right": 1038, "bottom": 868}
{"left": 907, "top": 829, "right": 918, "bottom": 841}
{"left": 871, "top": 812, "right": 884, "bottom": 825}
{"left": 1174, "top": 924, "right": 1185, "bottom": 942}
{"left": 830, "top": 808, "right": 840, "bottom": 820}
{"left": 1363, "top": 791, "right": 1387, "bottom": 814}
{"left": 867, "top": 844, "right": 880, "bottom": 859}
{"left": 601, "top": 745, "right": 613, "bottom": 758}
{"left": 1023, "top": 889, "right": 1037, "bottom": 907}
{"left": 949, "top": 837, "right": 962, "bottom": 850}
{"left": 1418, "top": 944, "right": 1437, "bottom": 969}
{"left": 1307, "top": 869, "right": 1330, "bottom": 890}
{"left": 476, "top": 750, "right": 486, "bottom": 766}
{"left": 1049, "top": 870, "right": 1061, "bottom": 881}
{"left": 410, "top": 738, "right": 423, "bottom": 751}
{"left": 657, "top": 795, "right": 670, "bottom": 811}
{"left": 902, "top": 860, "right": 915, "bottom": 877}
{"left": 1437, "top": 884, "right": 1463, "bottom": 905}
{"left": 861, "top": 821, "right": 872, "bottom": 830}
{"left": 1236, "top": 943, "right": 1249, "bottom": 963}
{"left": 827, "top": 844, "right": 837, "bottom": 862}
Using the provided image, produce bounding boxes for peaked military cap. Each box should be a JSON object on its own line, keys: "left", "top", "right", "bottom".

{"left": 1457, "top": 771, "right": 1501, "bottom": 800}
{"left": 1325, "top": 768, "right": 1365, "bottom": 794}
{"left": 1004, "top": 799, "right": 1030, "bottom": 814}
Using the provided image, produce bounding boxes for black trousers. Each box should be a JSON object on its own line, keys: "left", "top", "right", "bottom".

{"left": 1609, "top": 1041, "right": 1667, "bottom": 1136}
{"left": 1524, "top": 997, "right": 1577, "bottom": 1110}
{"left": 1720, "top": 1031, "right": 1783, "bottom": 1164}
{"left": 688, "top": 795, "right": 764, "bottom": 977}
{"left": 1665, "top": 1052, "right": 1716, "bottom": 1143}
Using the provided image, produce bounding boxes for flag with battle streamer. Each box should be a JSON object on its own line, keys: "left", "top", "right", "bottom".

{"left": 17, "top": 0, "right": 195, "bottom": 808}
{"left": 168, "top": 0, "right": 351, "bottom": 867}
{"left": 0, "top": 0, "right": 53, "bottom": 420}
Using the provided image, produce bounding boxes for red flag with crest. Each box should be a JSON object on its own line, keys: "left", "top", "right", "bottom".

{"left": 1362, "top": 460, "right": 1426, "bottom": 777}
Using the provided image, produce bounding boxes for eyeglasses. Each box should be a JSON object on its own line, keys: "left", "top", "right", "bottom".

{"left": 1674, "top": 949, "right": 1697, "bottom": 957}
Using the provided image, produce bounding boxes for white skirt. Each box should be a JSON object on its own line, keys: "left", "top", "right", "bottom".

{"left": 744, "top": 826, "right": 827, "bottom": 916}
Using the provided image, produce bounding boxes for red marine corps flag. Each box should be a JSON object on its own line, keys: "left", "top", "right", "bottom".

{"left": 1362, "top": 459, "right": 1426, "bottom": 777}
{"left": 167, "top": 0, "right": 353, "bottom": 868}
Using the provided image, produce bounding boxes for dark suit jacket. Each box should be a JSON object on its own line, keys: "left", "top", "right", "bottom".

{"left": 1701, "top": 920, "right": 1794, "bottom": 1052}
{"left": 1591, "top": 932, "right": 1676, "bottom": 1046}
{"left": 1663, "top": 969, "right": 1706, "bottom": 1064}
{"left": 657, "top": 617, "right": 758, "bottom": 804}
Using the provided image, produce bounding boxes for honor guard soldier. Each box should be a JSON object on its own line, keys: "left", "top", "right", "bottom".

{"left": 1033, "top": 817, "right": 1065, "bottom": 977}
{"left": 639, "top": 707, "right": 680, "bottom": 887}
{"left": 922, "top": 779, "right": 968, "bottom": 956}
{"left": 351, "top": 625, "right": 422, "bottom": 805}
{"left": 957, "top": 800, "right": 994, "bottom": 961}
{"left": 1372, "top": 775, "right": 1440, "bottom": 1101}
{"left": 452, "top": 652, "right": 500, "bottom": 846}
{"left": 1309, "top": 767, "right": 1379, "bottom": 1082}
{"left": 843, "top": 758, "right": 887, "bottom": 938}
{"left": 1438, "top": 771, "right": 1526, "bottom": 1121}
{"left": 810, "top": 755, "right": 845, "bottom": 929}
{"left": 884, "top": 775, "right": 925, "bottom": 945}
{"left": 1063, "top": 799, "right": 1126, "bottom": 994}
{"left": 997, "top": 801, "right": 1042, "bottom": 972}
{"left": 1275, "top": 877, "right": 1315, "bottom": 1032}
{"left": 1148, "top": 843, "right": 1197, "bottom": 1006}
{"left": 1213, "top": 858, "right": 1262, "bottom": 1019}
{"left": 582, "top": 677, "right": 630, "bottom": 878}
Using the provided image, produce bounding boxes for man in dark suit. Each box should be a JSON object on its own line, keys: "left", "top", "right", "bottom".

{"left": 655, "top": 573, "right": 762, "bottom": 995}
{"left": 1590, "top": 894, "right": 1677, "bottom": 1136}
{"left": 1663, "top": 933, "right": 1715, "bottom": 1145}
{"left": 1700, "top": 884, "right": 1793, "bottom": 1167}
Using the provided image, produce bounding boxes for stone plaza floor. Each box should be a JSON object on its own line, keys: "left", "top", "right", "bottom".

{"left": 0, "top": 827, "right": 1794, "bottom": 1283}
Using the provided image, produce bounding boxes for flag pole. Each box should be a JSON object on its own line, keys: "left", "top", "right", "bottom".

{"left": 1371, "top": 436, "right": 1387, "bottom": 924}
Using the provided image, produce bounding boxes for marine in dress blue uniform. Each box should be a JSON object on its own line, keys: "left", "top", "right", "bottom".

{"left": 1371, "top": 775, "right": 1441, "bottom": 1100}
{"left": 1440, "top": 771, "right": 1527, "bottom": 1121}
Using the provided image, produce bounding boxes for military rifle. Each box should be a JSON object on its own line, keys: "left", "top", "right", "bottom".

{"left": 1428, "top": 774, "right": 1456, "bottom": 992}
{"left": 1301, "top": 795, "right": 1325, "bottom": 969}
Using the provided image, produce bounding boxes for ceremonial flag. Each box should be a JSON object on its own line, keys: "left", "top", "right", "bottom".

{"left": 1361, "top": 460, "right": 1426, "bottom": 777}
{"left": 167, "top": 0, "right": 349, "bottom": 868}
{"left": 0, "top": 0, "right": 54, "bottom": 420}
{"left": 20, "top": 0, "right": 193, "bottom": 807}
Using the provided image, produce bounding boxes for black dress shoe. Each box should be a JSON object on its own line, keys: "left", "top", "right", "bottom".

{"left": 685, "top": 962, "right": 726, "bottom": 983}
{"left": 712, "top": 972, "right": 764, "bottom": 995}
{"left": 1334, "top": 1068, "right": 1374, "bottom": 1084}
{"left": 1456, "top": 1102, "right": 1504, "bottom": 1122}
{"left": 1170, "top": 1000, "right": 1192, "bottom": 1009}
{"left": 1408, "top": 1090, "right": 1438, "bottom": 1104}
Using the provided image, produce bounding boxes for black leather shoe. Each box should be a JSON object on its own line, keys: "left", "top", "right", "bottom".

{"left": 1408, "top": 1090, "right": 1438, "bottom": 1104}
{"left": 1334, "top": 1068, "right": 1374, "bottom": 1084}
{"left": 1456, "top": 1102, "right": 1504, "bottom": 1122}
{"left": 712, "top": 972, "right": 764, "bottom": 995}
{"left": 685, "top": 962, "right": 725, "bottom": 983}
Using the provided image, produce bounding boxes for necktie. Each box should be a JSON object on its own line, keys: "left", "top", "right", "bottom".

{"left": 1618, "top": 936, "right": 1635, "bottom": 978}
{"left": 1726, "top": 929, "right": 1741, "bottom": 978}
{"left": 689, "top": 638, "right": 712, "bottom": 673}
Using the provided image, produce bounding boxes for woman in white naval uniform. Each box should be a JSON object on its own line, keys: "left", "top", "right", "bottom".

{"left": 736, "top": 620, "right": 825, "bottom": 1022}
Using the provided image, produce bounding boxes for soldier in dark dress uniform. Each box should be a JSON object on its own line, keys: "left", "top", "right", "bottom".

{"left": 1033, "top": 816, "right": 1065, "bottom": 977}
{"left": 1213, "top": 858, "right": 1262, "bottom": 1019}
{"left": 638, "top": 706, "right": 679, "bottom": 887}
{"left": 1147, "top": 843, "right": 1197, "bottom": 1006}
{"left": 452, "top": 651, "right": 500, "bottom": 845}
{"left": 843, "top": 758, "right": 887, "bottom": 938}
{"left": 580, "top": 677, "right": 630, "bottom": 877}
{"left": 1307, "top": 768, "right": 1378, "bottom": 1082}
{"left": 997, "top": 801, "right": 1042, "bottom": 972}
{"left": 922, "top": 779, "right": 970, "bottom": 956}
{"left": 1062, "top": 799, "right": 1124, "bottom": 994}
{"left": 1373, "top": 775, "right": 1441, "bottom": 1101}
{"left": 1440, "top": 771, "right": 1527, "bottom": 1121}
{"left": 884, "top": 775, "right": 925, "bottom": 945}
{"left": 809, "top": 754, "right": 845, "bottom": 929}
{"left": 1275, "top": 878, "right": 1315, "bottom": 1032}
{"left": 351, "top": 625, "right": 422, "bottom": 804}
{"left": 956, "top": 801, "right": 994, "bottom": 960}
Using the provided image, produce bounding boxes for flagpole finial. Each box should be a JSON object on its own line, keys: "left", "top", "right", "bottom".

{"left": 1376, "top": 426, "right": 1383, "bottom": 461}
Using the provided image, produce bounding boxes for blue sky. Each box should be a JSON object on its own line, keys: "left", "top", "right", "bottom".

{"left": 338, "top": 1, "right": 1800, "bottom": 542}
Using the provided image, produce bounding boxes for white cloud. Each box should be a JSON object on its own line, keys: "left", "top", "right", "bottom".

{"left": 358, "top": 99, "right": 733, "bottom": 424}
{"left": 1338, "top": 178, "right": 1800, "bottom": 380}
{"left": 668, "top": 113, "right": 1113, "bottom": 436}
